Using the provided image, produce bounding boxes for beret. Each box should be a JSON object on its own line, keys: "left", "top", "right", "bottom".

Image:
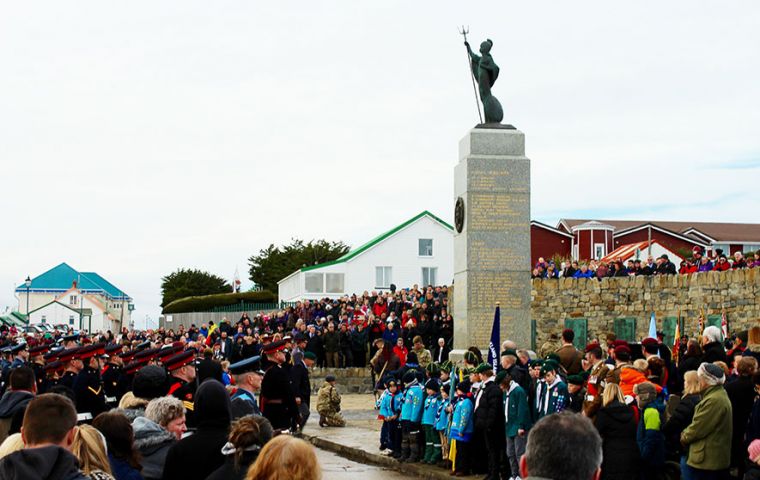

{"left": 501, "top": 349, "right": 517, "bottom": 357}
{"left": 585, "top": 342, "right": 601, "bottom": 353}
{"left": 495, "top": 370, "right": 509, "bottom": 384}
{"left": 641, "top": 337, "right": 658, "bottom": 347}
{"left": 475, "top": 363, "right": 493, "bottom": 374}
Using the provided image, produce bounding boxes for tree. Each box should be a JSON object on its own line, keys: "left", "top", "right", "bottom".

{"left": 161, "top": 268, "right": 232, "bottom": 307}
{"left": 248, "top": 239, "right": 350, "bottom": 294}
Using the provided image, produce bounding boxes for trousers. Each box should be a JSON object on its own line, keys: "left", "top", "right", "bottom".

{"left": 506, "top": 434, "right": 527, "bottom": 476}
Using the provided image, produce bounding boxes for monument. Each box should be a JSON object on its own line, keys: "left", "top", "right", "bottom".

{"left": 452, "top": 35, "right": 531, "bottom": 356}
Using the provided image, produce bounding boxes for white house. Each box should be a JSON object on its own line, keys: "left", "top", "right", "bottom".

{"left": 278, "top": 211, "right": 454, "bottom": 302}
{"left": 16, "top": 263, "right": 133, "bottom": 333}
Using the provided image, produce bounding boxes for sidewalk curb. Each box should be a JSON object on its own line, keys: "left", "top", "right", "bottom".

{"left": 299, "top": 432, "right": 468, "bottom": 480}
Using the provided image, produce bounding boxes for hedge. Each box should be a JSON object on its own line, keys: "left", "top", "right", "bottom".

{"left": 162, "top": 290, "right": 277, "bottom": 314}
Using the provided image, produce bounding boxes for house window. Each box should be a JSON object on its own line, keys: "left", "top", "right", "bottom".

{"left": 41, "top": 315, "right": 46, "bottom": 323}
{"left": 325, "top": 273, "right": 344, "bottom": 293}
{"left": 375, "top": 267, "right": 392, "bottom": 288}
{"left": 744, "top": 244, "right": 760, "bottom": 253}
{"left": 304, "top": 273, "right": 324, "bottom": 293}
{"left": 594, "top": 243, "right": 605, "bottom": 259}
{"left": 422, "top": 267, "right": 438, "bottom": 286}
{"left": 70, "top": 295, "right": 77, "bottom": 305}
{"left": 712, "top": 243, "right": 729, "bottom": 255}
{"left": 69, "top": 315, "right": 75, "bottom": 325}
{"left": 418, "top": 239, "right": 433, "bottom": 256}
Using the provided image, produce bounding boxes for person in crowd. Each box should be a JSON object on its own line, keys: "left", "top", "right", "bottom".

{"left": 702, "top": 326, "right": 728, "bottom": 364}
{"left": 290, "top": 351, "right": 314, "bottom": 431}
{"left": 196, "top": 348, "right": 223, "bottom": 384}
{"left": 421, "top": 378, "right": 442, "bottom": 464}
{"left": 726, "top": 356, "right": 758, "bottom": 477}
{"left": 594, "top": 383, "right": 640, "bottom": 480}
{"left": 574, "top": 264, "right": 595, "bottom": 278}
{"left": 162, "top": 380, "right": 231, "bottom": 480}
{"left": 0, "top": 366, "right": 36, "bottom": 443}
{"left": 371, "top": 339, "right": 401, "bottom": 376}
{"left": 566, "top": 374, "right": 587, "bottom": 413}
{"left": 91, "top": 411, "right": 142, "bottom": 480}
{"left": 662, "top": 370, "right": 701, "bottom": 473}
{"left": 497, "top": 369, "right": 530, "bottom": 480}
{"left": 207, "top": 415, "right": 274, "bottom": 480}
{"left": 681, "top": 362, "right": 733, "bottom": 479}
{"left": 434, "top": 381, "right": 451, "bottom": 468}
{"left": 132, "top": 396, "right": 185, "bottom": 480}
{"left": 656, "top": 254, "right": 677, "bottom": 275}
{"left": 322, "top": 322, "right": 340, "bottom": 369}
{"left": 698, "top": 255, "right": 714, "bottom": 272}
{"left": 411, "top": 336, "right": 432, "bottom": 369}
{"left": 316, "top": 374, "right": 345, "bottom": 428}
{"left": 679, "top": 339, "right": 704, "bottom": 378}
{"left": 520, "top": 412, "right": 603, "bottom": 480}
{"left": 229, "top": 356, "right": 265, "bottom": 419}
{"left": 245, "top": 435, "right": 320, "bottom": 480}
{"left": 259, "top": 341, "right": 299, "bottom": 431}
{"left": 399, "top": 370, "right": 425, "bottom": 463}
{"left": 557, "top": 328, "right": 584, "bottom": 375}
{"left": 743, "top": 326, "right": 760, "bottom": 363}
{"left": 714, "top": 255, "right": 731, "bottom": 271}
{"left": 350, "top": 322, "right": 368, "bottom": 368}
{"left": 536, "top": 361, "right": 568, "bottom": 419}
{"left": 0, "top": 393, "right": 87, "bottom": 480}
{"left": 71, "top": 424, "right": 116, "bottom": 480}
{"left": 378, "top": 377, "right": 402, "bottom": 456}
{"left": 500, "top": 348, "right": 528, "bottom": 391}
{"left": 633, "top": 381, "right": 666, "bottom": 477}
{"left": 393, "top": 337, "right": 408, "bottom": 367}
{"left": 0, "top": 432, "right": 24, "bottom": 459}
{"left": 432, "top": 337, "right": 450, "bottom": 364}
{"left": 473, "top": 363, "right": 506, "bottom": 479}
{"left": 450, "top": 379, "right": 474, "bottom": 477}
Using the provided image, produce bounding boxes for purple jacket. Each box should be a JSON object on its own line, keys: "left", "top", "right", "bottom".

{"left": 698, "top": 261, "right": 713, "bottom": 272}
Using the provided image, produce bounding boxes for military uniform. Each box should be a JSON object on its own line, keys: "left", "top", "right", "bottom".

{"left": 229, "top": 356, "right": 264, "bottom": 419}
{"left": 260, "top": 340, "right": 298, "bottom": 431}
{"left": 59, "top": 370, "right": 78, "bottom": 389}
{"left": 101, "top": 362, "right": 125, "bottom": 404}
{"left": 316, "top": 380, "right": 345, "bottom": 427}
{"left": 73, "top": 344, "right": 108, "bottom": 418}
{"left": 164, "top": 350, "right": 198, "bottom": 428}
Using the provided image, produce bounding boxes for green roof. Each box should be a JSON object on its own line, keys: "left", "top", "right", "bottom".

{"left": 300, "top": 211, "right": 453, "bottom": 272}
{"left": 0, "top": 312, "right": 27, "bottom": 327}
{"left": 15, "top": 263, "right": 130, "bottom": 300}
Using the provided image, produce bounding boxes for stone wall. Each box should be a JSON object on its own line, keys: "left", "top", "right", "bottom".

{"left": 531, "top": 269, "right": 760, "bottom": 348}
{"left": 308, "top": 367, "right": 375, "bottom": 394}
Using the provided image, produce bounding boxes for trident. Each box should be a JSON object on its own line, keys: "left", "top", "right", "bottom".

{"left": 459, "top": 25, "right": 483, "bottom": 124}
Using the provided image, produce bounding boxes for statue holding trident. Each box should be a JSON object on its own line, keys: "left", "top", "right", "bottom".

{"left": 459, "top": 27, "right": 504, "bottom": 124}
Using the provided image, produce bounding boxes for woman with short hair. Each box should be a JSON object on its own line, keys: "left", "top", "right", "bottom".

{"left": 245, "top": 435, "right": 320, "bottom": 480}
{"left": 132, "top": 396, "right": 185, "bottom": 479}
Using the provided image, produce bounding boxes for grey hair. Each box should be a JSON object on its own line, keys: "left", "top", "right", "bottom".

{"left": 703, "top": 325, "right": 722, "bottom": 343}
{"left": 145, "top": 396, "right": 185, "bottom": 427}
{"left": 524, "top": 412, "right": 602, "bottom": 480}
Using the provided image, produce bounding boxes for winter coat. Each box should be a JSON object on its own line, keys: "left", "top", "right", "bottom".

{"left": 702, "top": 341, "right": 727, "bottom": 365}
{"left": 594, "top": 400, "right": 641, "bottom": 480}
{"left": 206, "top": 450, "right": 259, "bottom": 480}
{"left": 726, "top": 375, "right": 756, "bottom": 468}
{"left": 0, "top": 446, "right": 88, "bottom": 480}
{"left": 637, "top": 401, "right": 666, "bottom": 469}
{"left": 399, "top": 382, "right": 424, "bottom": 422}
{"left": 450, "top": 395, "right": 474, "bottom": 442}
{"left": 108, "top": 455, "right": 142, "bottom": 480}
{"left": 132, "top": 416, "right": 176, "bottom": 480}
{"left": 619, "top": 366, "right": 661, "bottom": 398}
{"left": 0, "top": 390, "right": 33, "bottom": 443}
{"left": 504, "top": 382, "right": 531, "bottom": 437}
{"left": 322, "top": 330, "right": 340, "bottom": 353}
{"left": 473, "top": 379, "right": 505, "bottom": 435}
{"left": 681, "top": 384, "right": 733, "bottom": 471}
{"left": 556, "top": 344, "right": 584, "bottom": 375}
{"left": 678, "top": 354, "right": 702, "bottom": 378}
{"left": 662, "top": 393, "right": 700, "bottom": 457}
{"left": 162, "top": 381, "right": 231, "bottom": 480}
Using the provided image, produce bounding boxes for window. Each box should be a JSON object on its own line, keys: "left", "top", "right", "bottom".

{"left": 304, "top": 273, "right": 324, "bottom": 293}
{"left": 594, "top": 243, "right": 605, "bottom": 259}
{"left": 744, "top": 244, "right": 760, "bottom": 253}
{"left": 375, "top": 266, "right": 392, "bottom": 288}
{"left": 69, "top": 295, "right": 77, "bottom": 305}
{"left": 325, "top": 273, "right": 344, "bottom": 293}
{"left": 422, "top": 267, "right": 437, "bottom": 286}
{"left": 69, "top": 315, "right": 75, "bottom": 325}
{"left": 41, "top": 316, "right": 46, "bottom": 323}
{"left": 712, "top": 243, "right": 729, "bottom": 255}
{"left": 418, "top": 239, "right": 433, "bottom": 256}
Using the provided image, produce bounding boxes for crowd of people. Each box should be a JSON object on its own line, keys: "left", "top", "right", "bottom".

{"left": 532, "top": 246, "right": 760, "bottom": 279}
{"left": 370, "top": 324, "right": 760, "bottom": 479}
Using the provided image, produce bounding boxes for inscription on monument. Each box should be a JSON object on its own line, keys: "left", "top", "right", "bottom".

{"left": 469, "top": 240, "right": 522, "bottom": 270}
{"left": 469, "top": 168, "right": 529, "bottom": 194}
{"left": 468, "top": 271, "right": 527, "bottom": 309}
{"left": 469, "top": 193, "right": 529, "bottom": 231}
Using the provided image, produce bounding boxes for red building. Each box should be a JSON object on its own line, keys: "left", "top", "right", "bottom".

{"left": 530, "top": 221, "right": 572, "bottom": 264}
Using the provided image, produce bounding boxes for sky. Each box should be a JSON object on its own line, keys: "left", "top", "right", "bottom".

{"left": 2, "top": 1, "right": 759, "bottom": 328}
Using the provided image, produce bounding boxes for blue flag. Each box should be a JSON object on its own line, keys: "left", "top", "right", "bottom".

{"left": 487, "top": 305, "right": 500, "bottom": 372}
{"left": 648, "top": 312, "right": 657, "bottom": 339}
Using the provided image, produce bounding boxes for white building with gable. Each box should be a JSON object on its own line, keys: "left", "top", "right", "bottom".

{"left": 278, "top": 211, "right": 454, "bottom": 302}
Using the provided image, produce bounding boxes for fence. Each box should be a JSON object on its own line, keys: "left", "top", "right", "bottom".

{"left": 159, "top": 301, "right": 299, "bottom": 330}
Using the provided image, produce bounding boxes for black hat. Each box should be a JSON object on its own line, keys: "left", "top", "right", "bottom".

{"left": 456, "top": 380, "right": 472, "bottom": 394}
{"left": 104, "top": 344, "right": 124, "bottom": 356}
{"left": 62, "top": 333, "right": 80, "bottom": 343}
{"left": 402, "top": 370, "right": 417, "bottom": 384}
{"left": 132, "top": 365, "right": 168, "bottom": 400}
{"left": 10, "top": 343, "right": 28, "bottom": 354}
{"left": 136, "top": 340, "right": 151, "bottom": 351}
{"left": 163, "top": 350, "right": 196, "bottom": 372}
{"left": 424, "top": 379, "right": 440, "bottom": 391}
{"left": 228, "top": 355, "right": 265, "bottom": 376}
{"left": 261, "top": 340, "right": 287, "bottom": 355}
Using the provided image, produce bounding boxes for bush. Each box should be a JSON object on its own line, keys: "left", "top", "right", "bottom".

{"left": 162, "top": 290, "right": 277, "bottom": 314}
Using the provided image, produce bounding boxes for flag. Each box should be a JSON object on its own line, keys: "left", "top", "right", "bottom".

{"left": 698, "top": 307, "right": 705, "bottom": 336}
{"left": 648, "top": 312, "right": 657, "bottom": 339}
{"left": 672, "top": 317, "right": 681, "bottom": 364}
{"left": 487, "top": 305, "right": 501, "bottom": 372}
{"left": 233, "top": 267, "right": 241, "bottom": 293}
{"left": 721, "top": 310, "right": 728, "bottom": 340}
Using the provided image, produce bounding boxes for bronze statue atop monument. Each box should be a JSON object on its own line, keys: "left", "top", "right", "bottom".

{"left": 459, "top": 27, "right": 506, "bottom": 126}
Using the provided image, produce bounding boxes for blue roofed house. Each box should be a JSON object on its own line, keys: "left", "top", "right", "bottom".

{"left": 16, "top": 263, "right": 133, "bottom": 333}
{"left": 277, "top": 211, "right": 454, "bottom": 302}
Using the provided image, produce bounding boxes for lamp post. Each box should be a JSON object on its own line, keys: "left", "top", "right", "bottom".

{"left": 24, "top": 276, "right": 31, "bottom": 319}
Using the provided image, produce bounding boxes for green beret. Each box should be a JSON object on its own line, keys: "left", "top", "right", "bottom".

{"left": 567, "top": 374, "right": 585, "bottom": 386}
{"left": 475, "top": 363, "right": 493, "bottom": 374}
{"left": 439, "top": 360, "right": 452, "bottom": 372}
{"left": 501, "top": 349, "right": 517, "bottom": 357}
{"left": 529, "top": 359, "right": 544, "bottom": 368}
{"left": 495, "top": 370, "right": 509, "bottom": 384}
{"left": 545, "top": 353, "right": 561, "bottom": 363}
{"left": 463, "top": 351, "right": 479, "bottom": 364}
{"left": 540, "top": 363, "right": 557, "bottom": 376}
{"left": 304, "top": 351, "right": 317, "bottom": 361}
{"left": 426, "top": 363, "right": 441, "bottom": 374}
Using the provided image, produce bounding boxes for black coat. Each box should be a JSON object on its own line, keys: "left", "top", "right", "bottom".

{"left": 726, "top": 376, "right": 756, "bottom": 467}
{"left": 290, "top": 361, "right": 311, "bottom": 406}
{"left": 261, "top": 364, "right": 298, "bottom": 430}
{"left": 432, "top": 345, "right": 450, "bottom": 364}
{"left": 162, "top": 381, "right": 231, "bottom": 480}
{"left": 206, "top": 451, "right": 259, "bottom": 480}
{"left": 473, "top": 380, "right": 505, "bottom": 438}
{"left": 678, "top": 354, "right": 702, "bottom": 378}
{"left": 702, "top": 341, "right": 727, "bottom": 365}
{"left": 662, "top": 393, "right": 700, "bottom": 456}
{"left": 594, "top": 400, "right": 641, "bottom": 480}
{"left": 197, "top": 357, "right": 223, "bottom": 384}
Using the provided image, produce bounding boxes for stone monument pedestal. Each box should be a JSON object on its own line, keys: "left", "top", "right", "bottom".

{"left": 451, "top": 127, "right": 531, "bottom": 360}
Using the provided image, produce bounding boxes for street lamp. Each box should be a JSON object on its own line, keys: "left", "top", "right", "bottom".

{"left": 24, "top": 276, "right": 31, "bottom": 318}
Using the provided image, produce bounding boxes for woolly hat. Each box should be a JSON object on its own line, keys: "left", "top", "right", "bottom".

{"left": 456, "top": 380, "right": 472, "bottom": 394}
{"left": 132, "top": 365, "right": 168, "bottom": 400}
{"left": 698, "top": 362, "right": 725, "bottom": 385}
{"left": 424, "top": 379, "right": 440, "bottom": 391}
{"left": 402, "top": 370, "right": 418, "bottom": 384}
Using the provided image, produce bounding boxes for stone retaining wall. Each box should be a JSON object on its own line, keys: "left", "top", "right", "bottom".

{"left": 308, "top": 367, "right": 375, "bottom": 394}
{"left": 531, "top": 269, "right": 760, "bottom": 348}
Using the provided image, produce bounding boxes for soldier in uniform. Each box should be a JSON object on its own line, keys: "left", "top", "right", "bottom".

{"left": 57, "top": 347, "right": 82, "bottom": 390}
{"left": 582, "top": 342, "right": 610, "bottom": 418}
{"left": 9, "top": 344, "right": 28, "bottom": 370}
{"left": 316, "top": 374, "right": 345, "bottom": 427}
{"left": 164, "top": 350, "right": 198, "bottom": 429}
{"left": 260, "top": 340, "right": 299, "bottom": 431}
{"left": 229, "top": 355, "right": 265, "bottom": 419}
{"left": 29, "top": 345, "right": 49, "bottom": 394}
{"left": 73, "top": 343, "right": 108, "bottom": 418}
{"left": 604, "top": 342, "right": 632, "bottom": 385}
{"left": 62, "top": 333, "right": 80, "bottom": 349}
{"left": 101, "top": 344, "right": 126, "bottom": 405}
{"left": 44, "top": 360, "right": 63, "bottom": 389}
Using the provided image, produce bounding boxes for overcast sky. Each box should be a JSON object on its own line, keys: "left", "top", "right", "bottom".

{"left": 2, "top": 1, "right": 758, "bottom": 328}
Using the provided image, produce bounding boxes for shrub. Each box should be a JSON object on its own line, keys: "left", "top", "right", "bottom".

{"left": 162, "top": 290, "right": 277, "bottom": 314}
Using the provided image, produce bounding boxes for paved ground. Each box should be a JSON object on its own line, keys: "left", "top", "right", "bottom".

{"left": 315, "top": 447, "right": 410, "bottom": 479}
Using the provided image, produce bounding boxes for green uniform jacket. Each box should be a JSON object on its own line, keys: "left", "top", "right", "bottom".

{"left": 681, "top": 385, "right": 732, "bottom": 470}
{"left": 504, "top": 383, "right": 532, "bottom": 437}
{"left": 317, "top": 382, "right": 341, "bottom": 414}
